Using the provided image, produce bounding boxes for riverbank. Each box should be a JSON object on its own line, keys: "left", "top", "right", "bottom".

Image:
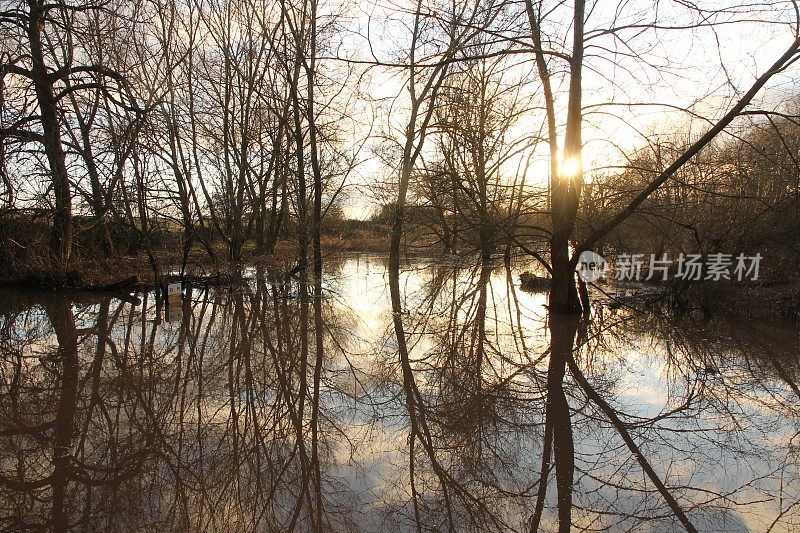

{"left": 0, "top": 232, "right": 416, "bottom": 291}
{"left": 6, "top": 241, "right": 798, "bottom": 324}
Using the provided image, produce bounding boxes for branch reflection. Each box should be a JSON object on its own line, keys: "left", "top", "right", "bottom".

{"left": 0, "top": 255, "right": 798, "bottom": 531}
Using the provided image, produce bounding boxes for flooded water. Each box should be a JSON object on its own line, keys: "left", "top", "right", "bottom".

{"left": 0, "top": 254, "right": 798, "bottom": 532}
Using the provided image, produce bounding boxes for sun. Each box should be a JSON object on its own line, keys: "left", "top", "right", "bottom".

{"left": 560, "top": 157, "right": 581, "bottom": 179}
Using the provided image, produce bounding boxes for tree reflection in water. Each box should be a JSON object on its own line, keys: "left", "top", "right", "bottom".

{"left": 0, "top": 254, "right": 799, "bottom": 531}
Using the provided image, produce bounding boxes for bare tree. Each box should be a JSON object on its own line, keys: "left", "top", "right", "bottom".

{"left": 1, "top": 0, "right": 135, "bottom": 267}
{"left": 514, "top": 1, "right": 800, "bottom": 314}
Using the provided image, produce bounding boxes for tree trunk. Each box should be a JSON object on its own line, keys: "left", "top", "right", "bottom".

{"left": 550, "top": 232, "right": 581, "bottom": 313}
{"left": 548, "top": 0, "right": 585, "bottom": 314}
{"left": 27, "top": 1, "right": 73, "bottom": 268}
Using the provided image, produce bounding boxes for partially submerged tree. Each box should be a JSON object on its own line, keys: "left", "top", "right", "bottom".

{"left": 520, "top": 0, "right": 800, "bottom": 313}
{"left": 514, "top": 3, "right": 800, "bottom": 530}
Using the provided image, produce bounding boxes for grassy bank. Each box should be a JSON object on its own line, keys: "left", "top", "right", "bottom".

{"left": 0, "top": 221, "right": 403, "bottom": 291}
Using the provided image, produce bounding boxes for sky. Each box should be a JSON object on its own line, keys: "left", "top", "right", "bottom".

{"left": 327, "top": 0, "right": 800, "bottom": 219}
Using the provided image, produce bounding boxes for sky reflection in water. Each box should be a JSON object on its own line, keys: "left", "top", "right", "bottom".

{"left": 0, "top": 254, "right": 798, "bottom": 532}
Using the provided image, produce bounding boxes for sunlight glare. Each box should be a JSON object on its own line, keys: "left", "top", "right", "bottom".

{"left": 560, "top": 157, "right": 581, "bottom": 179}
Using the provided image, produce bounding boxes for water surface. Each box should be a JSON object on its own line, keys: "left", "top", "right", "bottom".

{"left": 0, "top": 254, "right": 798, "bottom": 532}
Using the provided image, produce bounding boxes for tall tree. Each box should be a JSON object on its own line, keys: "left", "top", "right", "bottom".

{"left": 521, "top": 0, "right": 800, "bottom": 313}
{"left": 1, "top": 0, "right": 134, "bottom": 267}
